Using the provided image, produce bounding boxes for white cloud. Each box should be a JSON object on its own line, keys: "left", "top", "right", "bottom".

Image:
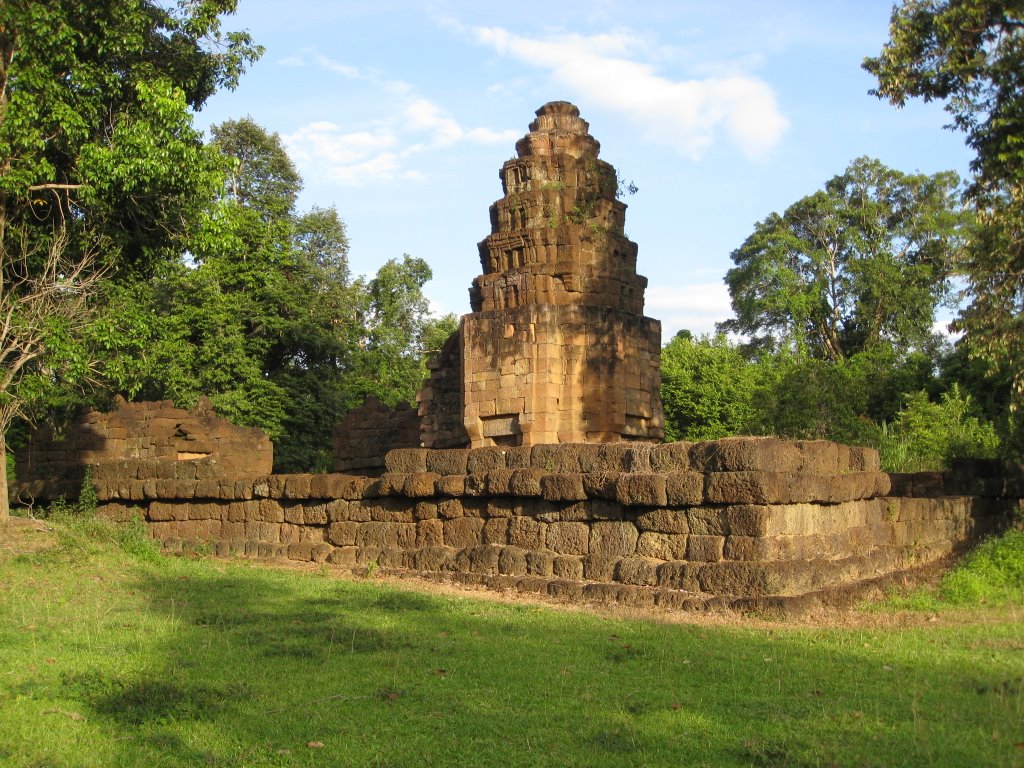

{"left": 645, "top": 282, "right": 733, "bottom": 338}
{"left": 279, "top": 53, "right": 518, "bottom": 185}
{"left": 472, "top": 26, "right": 787, "bottom": 160}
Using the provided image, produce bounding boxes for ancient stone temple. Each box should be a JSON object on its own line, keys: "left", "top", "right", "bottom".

{"left": 419, "top": 101, "right": 664, "bottom": 449}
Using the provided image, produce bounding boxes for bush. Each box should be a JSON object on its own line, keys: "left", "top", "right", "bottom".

{"left": 938, "top": 529, "right": 1024, "bottom": 605}
{"left": 877, "top": 384, "right": 1000, "bottom": 472}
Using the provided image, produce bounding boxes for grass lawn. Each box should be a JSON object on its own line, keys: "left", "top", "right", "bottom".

{"left": 1, "top": 514, "right": 1022, "bottom": 767}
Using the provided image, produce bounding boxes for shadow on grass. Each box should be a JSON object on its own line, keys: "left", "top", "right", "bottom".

{"left": 63, "top": 558, "right": 1024, "bottom": 768}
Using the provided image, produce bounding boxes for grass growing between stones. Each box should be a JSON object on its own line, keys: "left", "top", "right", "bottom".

{"left": 1, "top": 514, "right": 1022, "bottom": 768}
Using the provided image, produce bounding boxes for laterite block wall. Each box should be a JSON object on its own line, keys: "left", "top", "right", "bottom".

{"left": 86, "top": 439, "right": 1023, "bottom": 611}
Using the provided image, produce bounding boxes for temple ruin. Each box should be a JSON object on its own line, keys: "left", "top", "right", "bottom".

{"left": 417, "top": 101, "right": 664, "bottom": 450}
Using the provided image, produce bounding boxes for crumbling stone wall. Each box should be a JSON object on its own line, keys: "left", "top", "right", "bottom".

{"left": 90, "top": 438, "right": 1022, "bottom": 612}
{"left": 14, "top": 397, "right": 272, "bottom": 501}
{"left": 331, "top": 397, "right": 420, "bottom": 473}
{"left": 417, "top": 331, "right": 467, "bottom": 449}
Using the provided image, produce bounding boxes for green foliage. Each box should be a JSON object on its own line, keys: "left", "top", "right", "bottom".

{"left": 877, "top": 385, "right": 1001, "bottom": 472}
{"left": 720, "top": 157, "right": 965, "bottom": 360}
{"left": 45, "top": 508, "right": 161, "bottom": 564}
{"left": 939, "top": 529, "right": 1024, "bottom": 605}
{"left": 660, "top": 332, "right": 760, "bottom": 441}
{"left": 865, "top": 0, "right": 1024, "bottom": 416}
{"left": 0, "top": 0, "right": 262, "bottom": 267}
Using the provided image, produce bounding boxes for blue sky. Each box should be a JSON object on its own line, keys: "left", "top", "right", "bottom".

{"left": 195, "top": 0, "right": 971, "bottom": 338}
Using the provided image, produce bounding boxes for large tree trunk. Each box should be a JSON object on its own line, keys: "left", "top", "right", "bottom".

{"left": 0, "top": 428, "right": 9, "bottom": 522}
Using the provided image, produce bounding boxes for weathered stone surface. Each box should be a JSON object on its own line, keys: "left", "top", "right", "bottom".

{"left": 616, "top": 557, "right": 658, "bottom": 586}
{"left": 552, "top": 555, "right": 584, "bottom": 580}
{"left": 384, "top": 448, "right": 429, "bottom": 474}
{"left": 540, "top": 473, "right": 587, "bottom": 501}
{"left": 650, "top": 442, "right": 692, "bottom": 472}
{"left": 686, "top": 535, "right": 725, "bottom": 562}
{"left": 635, "top": 508, "right": 689, "bottom": 534}
{"left": 615, "top": 474, "right": 668, "bottom": 507}
{"left": 546, "top": 522, "right": 590, "bottom": 555}
{"left": 508, "top": 468, "right": 545, "bottom": 497}
{"left": 404, "top": 472, "right": 441, "bottom": 498}
{"left": 636, "top": 532, "right": 688, "bottom": 560}
{"left": 507, "top": 516, "right": 546, "bottom": 550}
{"left": 443, "top": 517, "right": 485, "bottom": 548}
{"left": 665, "top": 472, "right": 703, "bottom": 506}
{"left": 590, "top": 521, "right": 639, "bottom": 557}
{"left": 425, "top": 449, "right": 469, "bottom": 476}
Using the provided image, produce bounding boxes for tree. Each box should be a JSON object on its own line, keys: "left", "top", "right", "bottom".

{"left": 720, "top": 157, "right": 965, "bottom": 360}
{"left": 864, "top": 0, "right": 1024, "bottom": 411}
{"left": 0, "top": 1, "right": 260, "bottom": 519}
{"left": 660, "top": 332, "right": 761, "bottom": 441}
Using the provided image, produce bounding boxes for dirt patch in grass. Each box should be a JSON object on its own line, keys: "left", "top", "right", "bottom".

{"left": 0, "top": 516, "right": 57, "bottom": 562}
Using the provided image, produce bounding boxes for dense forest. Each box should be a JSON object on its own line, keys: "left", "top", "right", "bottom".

{"left": 0, "top": 0, "right": 1020, "bottom": 520}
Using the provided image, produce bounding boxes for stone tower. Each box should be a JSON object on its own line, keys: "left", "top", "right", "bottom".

{"left": 419, "top": 101, "right": 664, "bottom": 448}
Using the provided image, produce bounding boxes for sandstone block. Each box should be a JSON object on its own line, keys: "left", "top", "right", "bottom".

{"left": 376, "top": 473, "right": 407, "bottom": 497}
{"left": 616, "top": 557, "right": 658, "bottom": 586}
{"left": 546, "top": 522, "right": 590, "bottom": 555}
{"left": 686, "top": 535, "right": 725, "bottom": 562}
{"left": 385, "top": 448, "right": 428, "bottom": 474}
{"left": 540, "top": 473, "right": 587, "bottom": 501}
{"left": 526, "top": 550, "right": 555, "bottom": 577}
{"left": 507, "top": 517, "right": 545, "bottom": 549}
{"left": 464, "top": 473, "right": 487, "bottom": 496}
{"left": 438, "top": 499, "right": 464, "bottom": 519}
{"left": 583, "top": 554, "right": 620, "bottom": 581}
{"left": 304, "top": 503, "right": 329, "bottom": 525}
{"left": 415, "top": 546, "right": 455, "bottom": 571}
{"left": 582, "top": 471, "right": 618, "bottom": 500}
{"left": 614, "top": 474, "right": 667, "bottom": 507}
{"left": 486, "top": 469, "right": 515, "bottom": 495}
{"left": 327, "top": 521, "right": 359, "bottom": 546}
{"left": 483, "top": 517, "right": 510, "bottom": 545}
{"left": 454, "top": 544, "right": 501, "bottom": 574}
{"left": 283, "top": 474, "right": 312, "bottom": 499}
{"left": 690, "top": 437, "right": 801, "bottom": 473}
{"left": 650, "top": 442, "right": 693, "bottom": 473}
{"left": 416, "top": 518, "right": 444, "bottom": 547}
{"left": 687, "top": 507, "right": 729, "bottom": 536}
{"left": 362, "top": 498, "right": 416, "bottom": 523}
{"left": 425, "top": 449, "right": 469, "bottom": 475}
{"left": 665, "top": 472, "right": 703, "bottom": 506}
{"left": 635, "top": 509, "right": 689, "bottom": 534}
{"left": 552, "top": 555, "right": 583, "bottom": 580}
{"left": 636, "top": 532, "right": 688, "bottom": 560}
{"left": 356, "top": 522, "right": 416, "bottom": 549}
{"left": 403, "top": 472, "right": 440, "bottom": 498}
{"left": 436, "top": 475, "right": 466, "bottom": 496}
{"left": 509, "top": 468, "right": 545, "bottom": 496}
{"left": 594, "top": 443, "right": 652, "bottom": 472}
{"left": 498, "top": 546, "right": 528, "bottom": 576}
{"left": 467, "top": 447, "right": 507, "bottom": 473}
{"left": 415, "top": 501, "right": 438, "bottom": 520}
{"left": 323, "top": 474, "right": 371, "bottom": 500}
{"left": 590, "top": 521, "right": 639, "bottom": 557}
{"left": 443, "top": 517, "right": 485, "bottom": 548}
{"left": 705, "top": 472, "right": 792, "bottom": 505}
{"left": 328, "top": 547, "right": 358, "bottom": 566}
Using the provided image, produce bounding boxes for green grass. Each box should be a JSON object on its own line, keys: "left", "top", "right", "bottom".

{"left": 877, "top": 529, "right": 1024, "bottom": 612}
{"left": 1, "top": 514, "right": 1022, "bottom": 767}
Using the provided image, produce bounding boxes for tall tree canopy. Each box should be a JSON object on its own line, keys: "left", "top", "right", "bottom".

{"left": 719, "top": 157, "right": 965, "bottom": 360}
{"left": 864, "top": 0, "right": 1024, "bottom": 409}
{"left": 0, "top": 1, "right": 260, "bottom": 518}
